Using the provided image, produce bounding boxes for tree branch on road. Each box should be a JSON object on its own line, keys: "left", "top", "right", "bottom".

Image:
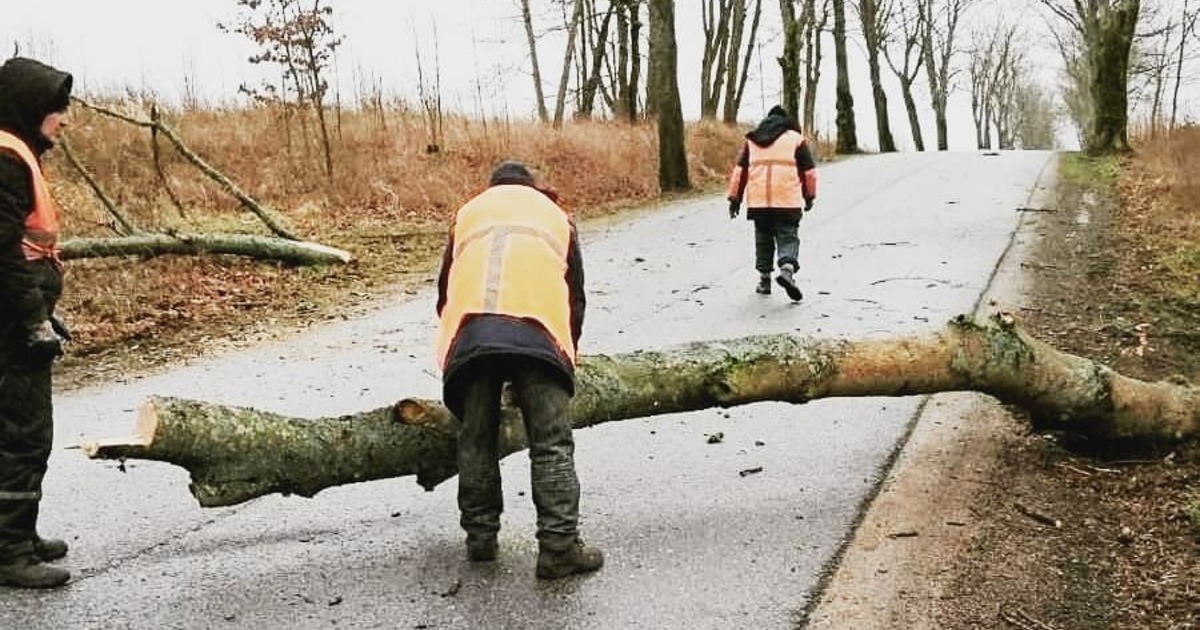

{"left": 80, "top": 312, "right": 1199, "bottom": 508}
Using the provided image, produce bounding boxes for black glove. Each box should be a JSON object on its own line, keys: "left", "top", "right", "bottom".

{"left": 49, "top": 314, "right": 73, "bottom": 342}
{"left": 728, "top": 200, "right": 740, "bottom": 219}
{"left": 21, "top": 320, "right": 64, "bottom": 368}
{"left": 804, "top": 198, "right": 815, "bottom": 212}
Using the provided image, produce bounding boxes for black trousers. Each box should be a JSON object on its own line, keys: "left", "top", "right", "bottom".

{"left": 453, "top": 356, "right": 580, "bottom": 550}
{"left": 0, "top": 362, "right": 53, "bottom": 563}
{"left": 752, "top": 214, "right": 801, "bottom": 275}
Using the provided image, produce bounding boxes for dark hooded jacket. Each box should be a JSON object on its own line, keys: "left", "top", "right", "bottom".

{"left": 0, "top": 57, "right": 73, "bottom": 343}
{"left": 728, "top": 108, "right": 817, "bottom": 219}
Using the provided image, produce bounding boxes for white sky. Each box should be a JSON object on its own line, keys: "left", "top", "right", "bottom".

{"left": 4, "top": 0, "right": 1196, "bottom": 152}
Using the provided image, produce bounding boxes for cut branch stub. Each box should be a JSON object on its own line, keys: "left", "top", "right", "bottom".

{"left": 80, "top": 313, "right": 1200, "bottom": 507}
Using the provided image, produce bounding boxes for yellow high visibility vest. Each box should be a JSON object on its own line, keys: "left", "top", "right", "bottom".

{"left": 436, "top": 185, "right": 575, "bottom": 370}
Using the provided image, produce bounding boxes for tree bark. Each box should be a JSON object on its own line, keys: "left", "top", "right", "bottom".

{"left": 553, "top": 0, "right": 585, "bottom": 129}
{"left": 832, "top": 0, "right": 860, "bottom": 153}
{"left": 82, "top": 313, "right": 1200, "bottom": 508}
{"left": 60, "top": 233, "right": 352, "bottom": 265}
{"left": 521, "top": 0, "right": 551, "bottom": 123}
{"left": 778, "top": 0, "right": 802, "bottom": 119}
{"left": 648, "top": 0, "right": 691, "bottom": 191}
{"left": 802, "top": 0, "right": 829, "bottom": 137}
{"left": 858, "top": 0, "right": 897, "bottom": 152}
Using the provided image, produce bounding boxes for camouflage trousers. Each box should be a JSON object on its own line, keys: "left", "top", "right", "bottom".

{"left": 0, "top": 363, "right": 54, "bottom": 563}
{"left": 453, "top": 356, "right": 581, "bottom": 550}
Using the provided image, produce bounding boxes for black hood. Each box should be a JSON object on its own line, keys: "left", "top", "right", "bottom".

{"left": 745, "top": 107, "right": 800, "bottom": 147}
{"left": 0, "top": 57, "right": 73, "bottom": 156}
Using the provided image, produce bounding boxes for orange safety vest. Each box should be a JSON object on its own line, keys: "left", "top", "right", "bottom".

{"left": 726, "top": 130, "right": 811, "bottom": 209}
{"left": 0, "top": 131, "right": 62, "bottom": 264}
{"left": 436, "top": 185, "right": 576, "bottom": 370}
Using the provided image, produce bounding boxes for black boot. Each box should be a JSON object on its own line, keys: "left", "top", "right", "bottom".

{"left": 775, "top": 264, "right": 803, "bottom": 301}
{"left": 33, "top": 536, "right": 68, "bottom": 562}
{"left": 465, "top": 533, "right": 497, "bottom": 562}
{"left": 755, "top": 274, "right": 772, "bottom": 295}
{"left": 0, "top": 556, "right": 70, "bottom": 589}
{"left": 536, "top": 538, "right": 604, "bottom": 579}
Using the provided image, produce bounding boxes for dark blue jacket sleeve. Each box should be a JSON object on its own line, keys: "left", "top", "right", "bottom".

{"left": 566, "top": 222, "right": 585, "bottom": 347}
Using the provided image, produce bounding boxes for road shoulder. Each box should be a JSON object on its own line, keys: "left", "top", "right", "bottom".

{"left": 804, "top": 152, "right": 1057, "bottom": 628}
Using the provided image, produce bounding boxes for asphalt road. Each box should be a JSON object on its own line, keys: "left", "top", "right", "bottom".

{"left": 1, "top": 150, "right": 1054, "bottom": 630}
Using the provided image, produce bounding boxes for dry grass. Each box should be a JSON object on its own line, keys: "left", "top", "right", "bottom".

{"left": 49, "top": 103, "right": 782, "bottom": 384}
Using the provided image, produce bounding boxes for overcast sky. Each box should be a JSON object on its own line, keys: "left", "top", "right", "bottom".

{"left": 4, "top": 1, "right": 1195, "bottom": 152}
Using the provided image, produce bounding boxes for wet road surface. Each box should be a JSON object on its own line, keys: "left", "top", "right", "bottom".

{"left": 2, "top": 150, "right": 1054, "bottom": 629}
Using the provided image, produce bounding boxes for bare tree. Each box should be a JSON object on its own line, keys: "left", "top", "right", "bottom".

{"left": 779, "top": 0, "right": 803, "bottom": 117}
{"left": 883, "top": 0, "right": 926, "bottom": 150}
{"left": 802, "top": 0, "right": 832, "bottom": 137}
{"left": 1039, "top": 0, "right": 1142, "bottom": 154}
{"left": 219, "top": 0, "right": 342, "bottom": 178}
{"left": 553, "top": 0, "right": 586, "bottom": 128}
{"left": 701, "top": 0, "right": 764, "bottom": 121}
{"left": 1012, "top": 81, "right": 1060, "bottom": 149}
{"left": 778, "top": 0, "right": 830, "bottom": 134}
{"left": 918, "top": 0, "right": 974, "bottom": 150}
{"left": 412, "top": 23, "right": 445, "bottom": 153}
{"left": 621, "top": 0, "right": 645, "bottom": 120}
{"left": 648, "top": 0, "right": 691, "bottom": 190}
{"left": 1169, "top": 0, "right": 1199, "bottom": 128}
{"left": 968, "top": 25, "right": 1002, "bottom": 149}
{"left": 520, "top": 0, "right": 552, "bottom": 123}
{"left": 832, "top": 0, "right": 861, "bottom": 152}
{"left": 856, "top": 0, "right": 898, "bottom": 151}
{"left": 722, "top": 0, "right": 764, "bottom": 123}
{"left": 701, "top": 0, "right": 735, "bottom": 118}
{"left": 577, "top": 0, "right": 618, "bottom": 118}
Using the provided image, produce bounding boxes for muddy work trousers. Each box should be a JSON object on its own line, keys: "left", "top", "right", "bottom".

{"left": 454, "top": 356, "right": 580, "bottom": 550}
{"left": 0, "top": 363, "right": 54, "bottom": 563}
{"left": 753, "top": 214, "right": 801, "bottom": 274}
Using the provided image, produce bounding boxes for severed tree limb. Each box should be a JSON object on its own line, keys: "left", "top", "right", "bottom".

{"left": 58, "top": 136, "right": 141, "bottom": 236}
{"left": 73, "top": 97, "right": 300, "bottom": 241}
{"left": 80, "top": 313, "right": 1199, "bottom": 508}
{"left": 60, "top": 232, "right": 351, "bottom": 265}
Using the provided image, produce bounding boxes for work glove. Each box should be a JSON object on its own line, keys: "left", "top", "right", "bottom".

{"left": 49, "top": 314, "right": 73, "bottom": 342}
{"left": 20, "top": 320, "right": 65, "bottom": 368}
{"left": 728, "top": 200, "right": 740, "bottom": 219}
{"left": 804, "top": 198, "right": 815, "bottom": 212}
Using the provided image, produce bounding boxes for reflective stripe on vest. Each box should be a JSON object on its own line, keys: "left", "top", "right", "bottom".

{"left": 436, "top": 185, "right": 575, "bottom": 370}
{"left": 0, "top": 131, "right": 62, "bottom": 263}
{"left": 744, "top": 130, "right": 806, "bottom": 209}
{"left": 0, "top": 489, "right": 41, "bottom": 500}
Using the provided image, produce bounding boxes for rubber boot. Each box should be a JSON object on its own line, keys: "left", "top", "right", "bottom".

{"left": 536, "top": 538, "right": 604, "bottom": 580}
{"left": 755, "top": 274, "right": 772, "bottom": 295}
{"left": 775, "top": 264, "right": 803, "bottom": 301}
{"left": 0, "top": 556, "right": 70, "bottom": 589}
{"left": 33, "top": 536, "right": 68, "bottom": 562}
{"left": 465, "top": 533, "right": 497, "bottom": 562}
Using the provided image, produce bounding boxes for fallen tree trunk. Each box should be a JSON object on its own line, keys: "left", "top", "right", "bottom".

{"left": 80, "top": 313, "right": 1198, "bottom": 507}
{"left": 60, "top": 233, "right": 352, "bottom": 265}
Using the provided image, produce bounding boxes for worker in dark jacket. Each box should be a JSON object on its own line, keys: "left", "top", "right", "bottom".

{"left": 435, "top": 161, "right": 603, "bottom": 580}
{"left": 726, "top": 105, "right": 819, "bottom": 301}
{"left": 0, "top": 56, "right": 75, "bottom": 589}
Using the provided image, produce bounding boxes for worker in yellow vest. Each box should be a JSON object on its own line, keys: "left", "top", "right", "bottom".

{"left": 435, "top": 161, "right": 603, "bottom": 580}
{"left": 0, "top": 57, "right": 74, "bottom": 590}
{"left": 726, "top": 105, "right": 819, "bottom": 301}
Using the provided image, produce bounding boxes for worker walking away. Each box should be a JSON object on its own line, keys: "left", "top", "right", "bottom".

{"left": 435, "top": 160, "right": 603, "bottom": 580}
{"left": 726, "top": 105, "right": 818, "bottom": 301}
